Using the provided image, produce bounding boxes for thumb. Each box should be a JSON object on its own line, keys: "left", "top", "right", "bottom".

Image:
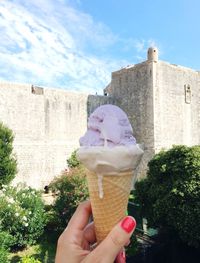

{"left": 86, "top": 216, "right": 136, "bottom": 263}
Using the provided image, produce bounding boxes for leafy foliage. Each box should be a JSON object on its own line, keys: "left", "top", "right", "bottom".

{"left": 0, "top": 229, "right": 15, "bottom": 249}
{"left": 20, "top": 256, "right": 42, "bottom": 263}
{"left": 49, "top": 165, "right": 88, "bottom": 233}
{"left": 0, "top": 122, "right": 17, "bottom": 186}
{"left": 0, "top": 184, "right": 46, "bottom": 248}
{"left": 66, "top": 150, "right": 80, "bottom": 168}
{"left": 0, "top": 229, "right": 12, "bottom": 263}
{"left": 0, "top": 248, "right": 9, "bottom": 263}
{"left": 126, "top": 234, "right": 139, "bottom": 257}
{"left": 135, "top": 145, "right": 200, "bottom": 248}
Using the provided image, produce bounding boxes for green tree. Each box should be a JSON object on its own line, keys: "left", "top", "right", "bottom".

{"left": 135, "top": 145, "right": 200, "bottom": 248}
{"left": 0, "top": 122, "right": 17, "bottom": 186}
{"left": 67, "top": 150, "right": 80, "bottom": 168}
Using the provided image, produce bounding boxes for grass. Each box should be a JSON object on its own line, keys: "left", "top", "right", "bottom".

{"left": 9, "top": 232, "right": 57, "bottom": 263}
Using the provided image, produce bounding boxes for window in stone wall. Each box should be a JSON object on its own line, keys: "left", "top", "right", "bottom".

{"left": 184, "top": 84, "right": 191, "bottom": 104}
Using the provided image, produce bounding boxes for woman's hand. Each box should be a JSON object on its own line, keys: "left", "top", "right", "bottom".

{"left": 55, "top": 201, "right": 136, "bottom": 263}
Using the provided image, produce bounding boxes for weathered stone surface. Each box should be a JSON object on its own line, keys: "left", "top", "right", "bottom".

{"left": 154, "top": 62, "right": 200, "bottom": 150}
{"left": 0, "top": 83, "right": 84, "bottom": 187}
{"left": 0, "top": 82, "right": 116, "bottom": 188}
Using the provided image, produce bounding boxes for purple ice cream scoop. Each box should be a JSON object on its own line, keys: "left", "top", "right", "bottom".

{"left": 79, "top": 104, "right": 136, "bottom": 147}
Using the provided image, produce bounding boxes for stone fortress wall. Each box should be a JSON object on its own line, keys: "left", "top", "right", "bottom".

{"left": 0, "top": 82, "right": 116, "bottom": 188}
{"left": 0, "top": 48, "right": 200, "bottom": 188}
{"left": 153, "top": 61, "right": 200, "bottom": 150}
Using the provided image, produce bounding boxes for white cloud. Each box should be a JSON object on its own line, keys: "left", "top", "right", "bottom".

{"left": 0, "top": 0, "right": 119, "bottom": 94}
{"left": 0, "top": 0, "right": 160, "bottom": 94}
{"left": 134, "top": 39, "right": 160, "bottom": 54}
{"left": 134, "top": 39, "right": 145, "bottom": 53}
{"left": 119, "top": 37, "right": 161, "bottom": 64}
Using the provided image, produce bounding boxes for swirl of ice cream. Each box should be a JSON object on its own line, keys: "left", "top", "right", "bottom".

{"left": 80, "top": 104, "right": 136, "bottom": 147}
{"left": 78, "top": 105, "right": 143, "bottom": 198}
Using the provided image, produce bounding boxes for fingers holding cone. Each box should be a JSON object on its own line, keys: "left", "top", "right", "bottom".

{"left": 84, "top": 216, "right": 136, "bottom": 263}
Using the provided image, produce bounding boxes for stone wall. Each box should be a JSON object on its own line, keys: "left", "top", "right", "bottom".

{"left": 0, "top": 82, "right": 117, "bottom": 188}
{"left": 0, "top": 82, "right": 84, "bottom": 188}
{"left": 154, "top": 62, "right": 200, "bottom": 151}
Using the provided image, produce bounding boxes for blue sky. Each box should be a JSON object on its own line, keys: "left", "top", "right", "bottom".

{"left": 0, "top": 0, "right": 199, "bottom": 94}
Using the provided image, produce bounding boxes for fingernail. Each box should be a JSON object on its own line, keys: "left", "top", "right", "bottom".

{"left": 121, "top": 216, "right": 136, "bottom": 233}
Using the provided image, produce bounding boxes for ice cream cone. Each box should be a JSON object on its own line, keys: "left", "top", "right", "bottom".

{"left": 77, "top": 104, "right": 144, "bottom": 243}
{"left": 86, "top": 169, "right": 133, "bottom": 243}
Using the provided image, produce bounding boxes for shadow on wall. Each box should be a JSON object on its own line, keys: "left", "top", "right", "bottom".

{"left": 86, "top": 94, "right": 119, "bottom": 117}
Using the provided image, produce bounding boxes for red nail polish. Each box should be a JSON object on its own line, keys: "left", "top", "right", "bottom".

{"left": 121, "top": 216, "right": 136, "bottom": 233}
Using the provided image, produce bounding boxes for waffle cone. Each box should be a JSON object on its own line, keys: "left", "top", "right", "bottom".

{"left": 86, "top": 170, "right": 133, "bottom": 243}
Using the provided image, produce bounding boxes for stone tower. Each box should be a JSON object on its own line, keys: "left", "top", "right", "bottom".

{"left": 106, "top": 47, "right": 200, "bottom": 177}
{"left": 147, "top": 47, "right": 158, "bottom": 62}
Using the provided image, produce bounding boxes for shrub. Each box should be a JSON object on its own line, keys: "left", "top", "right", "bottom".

{"left": 0, "top": 229, "right": 15, "bottom": 263}
{"left": 126, "top": 234, "right": 139, "bottom": 257}
{"left": 67, "top": 150, "right": 80, "bottom": 168}
{"left": 0, "top": 229, "right": 15, "bottom": 250}
{"left": 20, "top": 256, "right": 42, "bottom": 263}
{"left": 0, "top": 184, "right": 46, "bottom": 248}
{"left": 0, "top": 248, "right": 9, "bottom": 263}
{"left": 135, "top": 145, "right": 200, "bottom": 248}
{"left": 49, "top": 166, "right": 88, "bottom": 232}
{"left": 0, "top": 122, "right": 17, "bottom": 186}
